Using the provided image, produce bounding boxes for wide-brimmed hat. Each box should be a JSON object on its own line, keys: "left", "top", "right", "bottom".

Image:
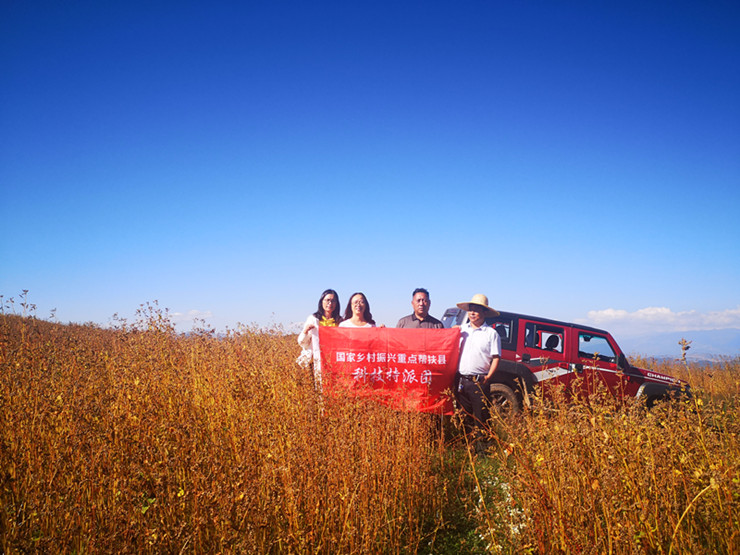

{"left": 456, "top": 294, "right": 499, "bottom": 317}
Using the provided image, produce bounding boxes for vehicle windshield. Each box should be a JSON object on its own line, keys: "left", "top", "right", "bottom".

{"left": 441, "top": 308, "right": 465, "bottom": 328}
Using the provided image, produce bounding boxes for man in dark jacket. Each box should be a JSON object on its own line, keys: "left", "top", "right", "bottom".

{"left": 396, "top": 288, "right": 444, "bottom": 328}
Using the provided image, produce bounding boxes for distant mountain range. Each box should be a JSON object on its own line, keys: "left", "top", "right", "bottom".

{"left": 618, "top": 328, "right": 740, "bottom": 361}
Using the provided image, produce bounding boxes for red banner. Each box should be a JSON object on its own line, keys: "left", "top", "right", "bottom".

{"left": 319, "top": 327, "right": 461, "bottom": 414}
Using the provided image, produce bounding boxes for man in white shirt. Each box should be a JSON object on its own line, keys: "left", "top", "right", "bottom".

{"left": 455, "top": 294, "right": 501, "bottom": 446}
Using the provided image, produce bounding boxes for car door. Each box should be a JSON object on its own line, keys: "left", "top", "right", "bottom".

{"left": 576, "top": 331, "right": 629, "bottom": 400}
{"left": 518, "top": 319, "right": 571, "bottom": 395}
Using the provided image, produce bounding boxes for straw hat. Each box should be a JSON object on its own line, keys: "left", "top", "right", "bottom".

{"left": 456, "top": 294, "right": 500, "bottom": 317}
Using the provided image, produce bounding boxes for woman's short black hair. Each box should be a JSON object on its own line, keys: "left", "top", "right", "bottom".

{"left": 313, "top": 289, "right": 342, "bottom": 322}
{"left": 343, "top": 292, "right": 376, "bottom": 325}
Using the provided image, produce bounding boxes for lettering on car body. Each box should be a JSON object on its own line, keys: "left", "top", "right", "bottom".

{"left": 647, "top": 372, "right": 677, "bottom": 383}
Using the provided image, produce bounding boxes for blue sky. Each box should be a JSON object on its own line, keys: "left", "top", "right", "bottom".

{"left": 2, "top": 1, "right": 739, "bottom": 351}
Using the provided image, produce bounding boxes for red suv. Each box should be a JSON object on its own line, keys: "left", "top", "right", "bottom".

{"left": 441, "top": 308, "right": 690, "bottom": 412}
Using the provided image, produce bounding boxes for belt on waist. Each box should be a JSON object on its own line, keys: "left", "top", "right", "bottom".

{"left": 459, "top": 374, "right": 486, "bottom": 383}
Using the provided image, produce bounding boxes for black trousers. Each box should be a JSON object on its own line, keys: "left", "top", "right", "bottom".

{"left": 456, "top": 375, "right": 490, "bottom": 436}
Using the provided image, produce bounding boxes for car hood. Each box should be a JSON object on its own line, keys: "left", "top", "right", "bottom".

{"left": 630, "top": 365, "right": 687, "bottom": 386}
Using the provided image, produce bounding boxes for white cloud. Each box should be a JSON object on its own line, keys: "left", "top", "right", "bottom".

{"left": 287, "top": 321, "right": 305, "bottom": 334}
{"left": 171, "top": 309, "right": 214, "bottom": 324}
{"left": 578, "top": 306, "right": 740, "bottom": 336}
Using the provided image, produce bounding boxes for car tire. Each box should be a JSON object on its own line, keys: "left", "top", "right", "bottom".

{"left": 488, "top": 383, "right": 521, "bottom": 415}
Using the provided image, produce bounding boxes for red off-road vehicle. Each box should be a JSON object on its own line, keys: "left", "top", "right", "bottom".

{"left": 441, "top": 308, "right": 690, "bottom": 412}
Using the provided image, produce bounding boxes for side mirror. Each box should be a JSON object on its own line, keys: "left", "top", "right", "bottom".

{"left": 617, "top": 354, "right": 628, "bottom": 371}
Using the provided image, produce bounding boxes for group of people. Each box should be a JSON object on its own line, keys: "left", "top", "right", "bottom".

{"left": 297, "top": 288, "right": 443, "bottom": 381}
{"left": 297, "top": 288, "right": 502, "bottom": 440}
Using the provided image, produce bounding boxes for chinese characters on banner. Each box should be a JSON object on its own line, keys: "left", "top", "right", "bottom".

{"left": 319, "top": 327, "right": 461, "bottom": 414}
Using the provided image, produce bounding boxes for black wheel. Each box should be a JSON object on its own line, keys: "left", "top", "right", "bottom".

{"left": 488, "top": 383, "right": 521, "bottom": 415}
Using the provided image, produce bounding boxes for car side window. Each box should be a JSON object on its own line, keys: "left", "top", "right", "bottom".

{"left": 485, "top": 315, "right": 515, "bottom": 350}
{"left": 578, "top": 333, "right": 616, "bottom": 363}
{"left": 524, "top": 322, "right": 564, "bottom": 353}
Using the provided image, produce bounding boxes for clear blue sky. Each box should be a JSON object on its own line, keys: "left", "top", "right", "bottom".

{"left": 2, "top": 1, "right": 739, "bottom": 344}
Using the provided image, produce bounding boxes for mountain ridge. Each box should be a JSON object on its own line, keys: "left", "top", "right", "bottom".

{"left": 618, "top": 328, "right": 740, "bottom": 361}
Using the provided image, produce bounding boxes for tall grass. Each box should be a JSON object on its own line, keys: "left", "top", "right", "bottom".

{"left": 475, "top": 360, "right": 740, "bottom": 553}
{"left": 0, "top": 302, "right": 444, "bottom": 553}
{"left": 2, "top": 295, "right": 738, "bottom": 553}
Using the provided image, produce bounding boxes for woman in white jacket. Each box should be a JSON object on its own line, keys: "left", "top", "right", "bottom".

{"left": 297, "top": 289, "right": 342, "bottom": 389}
